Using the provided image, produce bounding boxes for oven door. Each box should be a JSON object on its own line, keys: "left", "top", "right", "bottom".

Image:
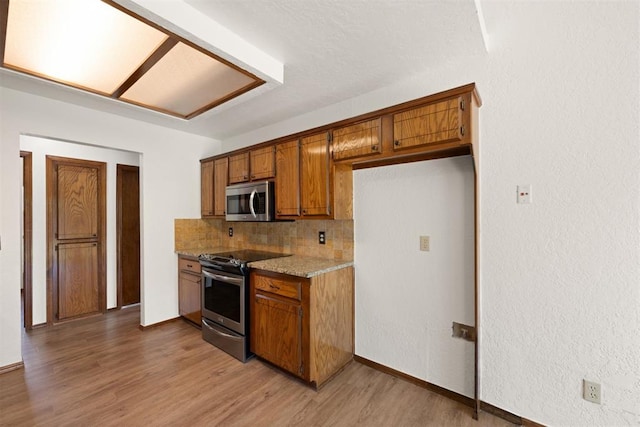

{"left": 201, "top": 269, "right": 245, "bottom": 335}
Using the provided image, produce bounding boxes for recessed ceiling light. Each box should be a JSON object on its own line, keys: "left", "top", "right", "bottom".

{"left": 0, "top": 0, "right": 265, "bottom": 119}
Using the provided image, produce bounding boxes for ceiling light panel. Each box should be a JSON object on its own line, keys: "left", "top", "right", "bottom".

{"left": 120, "top": 42, "right": 257, "bottom": 118}
{"left": 4, "top": 0, "right": 168, "bottom": 95}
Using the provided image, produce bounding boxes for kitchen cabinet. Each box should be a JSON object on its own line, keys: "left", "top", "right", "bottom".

{"left": 178, "top": 255, "right": 201, "bottom": 326}
{"left": 250, "top": 146, "right": 276, "bottom": 180}
{"left": 332, "top": 118, "right": 382, "bottom": 161}
{"left": 200, "top": 159, "right": 214, "bottom": 217}
{"left": 300, "top": 132, "right": 331, "bottom": 216}
{"left": 213, "top": 157, "right": 228, "bottom": 216}
{"left": 250, "top": 266, "right": 354, "bottom": 388}
{"left": 275, "top": 139, "right": 300, "bottom": 217}
{"left": 229, "top": 152, "right": 250, "bottom": 184}
{"left": 393, "top": 96, "right": 464, "bottom": 151}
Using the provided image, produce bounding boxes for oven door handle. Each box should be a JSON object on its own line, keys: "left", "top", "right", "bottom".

{"left": 202, "top": 318, "right": 242, "bottom": 341}
{"left": 202, "top": 269, "right": 243, "bottom": 285}
{"left": 249, "top": 189, "right": 257, "bottom": 218}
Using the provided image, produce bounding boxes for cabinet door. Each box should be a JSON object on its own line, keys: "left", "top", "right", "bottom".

{"left": 300, "top": 132, "right": 330, "bottom": 216}
{"left": 332, "top": 118, "right": 382, "bottom": 161}
{"left": 228, "top": 152, "right": 250, "bottom": 184}
{"left": 275, "top": 140, "right": 300, "bottom": 217}
{"left": 201, "top": 160, "right": 214, "bottom": 217}
{"left": 213, "top": 157, "right": 228, "bottom": 216}
{"left": 179, "top": 271, "right": 201, "bottom": 325}
{"left": 393, "top": 97, "right": 463, "bottom": 150}
{"left": 250, "top": 146, "right": 276, "bottom": 180}
{"left": 253, "top": 293, "right": 303, "bottom": 377}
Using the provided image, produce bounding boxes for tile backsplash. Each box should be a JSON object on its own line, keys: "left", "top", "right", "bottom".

{"left": 175, "top": 218, "right": 354, "bottom": 260}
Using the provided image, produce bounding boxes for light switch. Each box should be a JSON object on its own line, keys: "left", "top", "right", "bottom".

{"left": 517, "top": 184, "right": 532, "bottom": 204}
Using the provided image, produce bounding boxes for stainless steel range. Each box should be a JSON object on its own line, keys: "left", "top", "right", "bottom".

{"left": 198, "top": 250, "right": 288, "bottom": 362}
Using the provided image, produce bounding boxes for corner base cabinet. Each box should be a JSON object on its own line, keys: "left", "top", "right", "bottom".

{"left": 250, "top": 267, "right": 354, "bottom": 388}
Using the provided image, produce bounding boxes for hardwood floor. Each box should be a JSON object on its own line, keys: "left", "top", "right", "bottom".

{"left": 0, "top": 307, "right": 515, "bottom": 426}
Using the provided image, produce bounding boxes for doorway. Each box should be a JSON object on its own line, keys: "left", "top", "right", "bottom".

{"left": 20, "top": 151, "right": 32, "bottom": 329}
{"left": 46, "top": 155, "right": 107, "bottom": 324}
{"left": 116, "top": 164, "right": 140, "bottom": 307}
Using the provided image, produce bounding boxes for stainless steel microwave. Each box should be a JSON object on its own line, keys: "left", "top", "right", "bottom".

{"left": 225, "top": 181, "right": 275, "bottom": 222}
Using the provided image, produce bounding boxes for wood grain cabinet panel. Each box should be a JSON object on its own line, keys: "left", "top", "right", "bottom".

{"left": 178, "top": 256, "right": 202, "bottom": 326}
{"left": 275, "top": 140, "right": 301, "bottom": 218}
{"left": 213, "top": 157, "right": 229, "bottom": 216}
{"left": 300, "top": 132, "right": 331, "bottom": 217}
{"left": 200, "top": 159, "right": 214, "bottom": 217}
{"left": 57, "top": 164, "right": 99, "bottom": 240}
{"left": 250, "top": 267, "right": 354, "bottom": 388}
{"left": 393, "top": 96, "right": 464, "bottom": 150}
{"left": 229, "top": 152, "right": 250, "bottom": 184}
{"left": 332, "top": 118, "right": 382, "bottom": 161}
{"left": 57, "top": 242, "right": 99, "bottom": 320}
{"left": 250, "top": 146, "right": 276, "bottom": 180}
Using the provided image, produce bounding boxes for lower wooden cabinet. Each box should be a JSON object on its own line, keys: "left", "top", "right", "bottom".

{"left": 250, "top": 267, "right": 354, "bottom": 388}
{"left": 178, "top": 255, "right": 201, "bottom": 326}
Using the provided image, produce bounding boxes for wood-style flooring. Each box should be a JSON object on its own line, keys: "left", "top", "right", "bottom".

{"left": 1, "top": 307, "right": 515, "bottom": 426}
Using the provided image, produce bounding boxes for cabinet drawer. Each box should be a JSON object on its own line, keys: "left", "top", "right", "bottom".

{"left": 254, "top": 274, "right": 302, "bottom": 300}
{"left": 179, "top": 257, "right": 201, "bottom": 274}
{"left": 179, "top": 271, "right": 201, "bottom": 284}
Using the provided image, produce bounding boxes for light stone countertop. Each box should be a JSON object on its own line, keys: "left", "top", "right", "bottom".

{"left": 176, "top": 249, "right": 353, "bottom": 278}
{"left": 248, "top": 255, "right": 354, "bottom": 278}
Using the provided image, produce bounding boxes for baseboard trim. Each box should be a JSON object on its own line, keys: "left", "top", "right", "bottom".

{"left": 0, "top": 361, "right": 25, "bottom": 375}
{"left": 354, "top": 355, "right": 474, "bottom": 408}
{"left": 138, "top": 316, "right": 180, "bottom": 331}
{"left": 354, "top": 355, "right": 546, "bottom": 427}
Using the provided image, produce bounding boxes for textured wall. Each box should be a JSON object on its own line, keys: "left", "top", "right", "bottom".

{"left": 354, "top": 157, "right": 476, "bottom": 397}
{"left": 220, "top": 2, "right": 640, "bottom": 424}
{"left": 175, "top": 218, "right": 353, "bottom": 261}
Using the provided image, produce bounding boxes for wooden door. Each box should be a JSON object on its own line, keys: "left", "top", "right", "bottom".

{"left": 250, "top": 146, "right": 275, "bottom": 180}
{"left": 252, "top": 293, "right": 303, "bottom": 377}
{"left": 228, "top": 152, "right": 249, "bottom": 184}
{"left": 300, "top": 132, "right": 331, "bottom": 216}
{"left": 201, "top": 159, "right": 214, "bottom": 217}
{"left": 213, "top": 157, "right": 229, "bottom": 216}
{"left": 179, "top": 272, "right": 201, "bottom": 325}
{"left": 275, "top": 140, "right": 300, "bottom": 217}
{"left": 117, "top": 164, "right": 140, "bottom": 307}
{"left": 47, "top": 156, "right": 106, "bottom": 324}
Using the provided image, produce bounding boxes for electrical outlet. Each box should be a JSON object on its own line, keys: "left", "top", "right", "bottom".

{"left": 583, "top": 380, "right": 601, "bottom": 404}
{"left": 228, "top": 227, "right": 233, "bottom": 237}
{"left": 319, "top": 231, "right": 326, "bottom": 245}
{"left": 517, "top": 184, "right": 532, "bottom": 204}
{"left": 419, "top": 236, "right": 430, "bottom": 251}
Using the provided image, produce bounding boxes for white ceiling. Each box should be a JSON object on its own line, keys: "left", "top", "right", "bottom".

{"left": 0, "top": 0, "right": 488, "bottom": 141}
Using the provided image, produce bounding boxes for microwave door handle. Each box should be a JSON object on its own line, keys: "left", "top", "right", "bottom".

{"left": 249, "top": 189, "right": 257, "bottom": 218}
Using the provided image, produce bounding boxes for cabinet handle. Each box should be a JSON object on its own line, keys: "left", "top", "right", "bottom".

{"left": 251, "top": 175, "right": 255, "bottom": 179}
{"left": 268, "top": 282, "right": 281, "bottom": 291}
{"left": 186, "top": 264, "right": 193, "bottom": 268}
{"left": 460, "top": 125, "right": 465, "bottom": 136}
{"left": 394, "top": 140, "right": 400, "bottom": 146}
{"left": 277, "top": 210, "right": 281, "bottom": 214}
{"left": 244, "top": 175, "right": 248, "bottom": 180}
{"left": 302, "top": 209, "right": 307, "bottom": 214}
{"left": 371, "top": 145, "right": 378, "bottom": 151}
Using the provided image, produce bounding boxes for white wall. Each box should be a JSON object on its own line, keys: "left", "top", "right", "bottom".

{"left": 222, "top": 2, "right": 640, "bottom": 425}
{"left": 20, "top": 135, "right": 140, "bottom": 324}
{"left": 0, "top": 87, "right": 219, "bottom": 368}
{"left": 354, "top": 157, "right": 475, "bottom": 397}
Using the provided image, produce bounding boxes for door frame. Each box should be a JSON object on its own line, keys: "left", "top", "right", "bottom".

{"left": 20, "top": 151, "right": 33, "bottom": 330}
{"left": 116, "top": 164, "right": 140, "bottom": 307}
{"left": 46, "top": 155, "right": 107, "bottom": 325}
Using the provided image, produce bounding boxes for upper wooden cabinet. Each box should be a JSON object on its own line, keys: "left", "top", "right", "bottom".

{"left": 275, "top": 140, "right": 300, "bottom": 217}
{"left": 228, "top": 152, "right": 250, "bottom": 184}
{"left": 200, "top": 159, "right": 214, "bottom": 217}
{"left": 213, "top": 157, "right": 228, "bottom": 216}
{"left": 300, "top": 132, "right": 331, "bottom": 217}
{"left": 393, "top": 96, "right": 464, "bottom": 151}
{"left": 332, "top": 118, "right": 382, "bottom": 161}
{"left": 250, "top": 146, "right": 276, "bottom": 180}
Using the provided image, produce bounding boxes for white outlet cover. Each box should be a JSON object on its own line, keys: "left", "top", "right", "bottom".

{"left": 517, "top": 184, "right": 532, "bottom": 204}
